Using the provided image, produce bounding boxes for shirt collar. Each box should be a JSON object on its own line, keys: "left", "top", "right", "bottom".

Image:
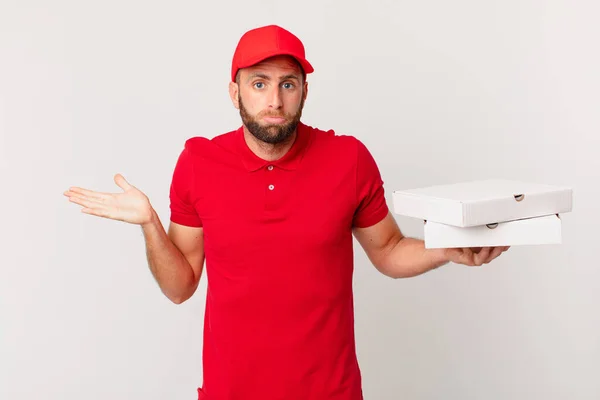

{"left": 236, "top": 122, "right": 310, "bottom": 172}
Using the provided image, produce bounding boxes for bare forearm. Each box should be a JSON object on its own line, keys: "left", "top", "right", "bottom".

{"left": 141, "top": 210, "right": 196, "bottom": 303}
{"left": 379, "top": 237, "right": 449, "bottom": 279}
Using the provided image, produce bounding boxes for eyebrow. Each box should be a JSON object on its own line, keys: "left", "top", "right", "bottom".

{"left": 246, "top": 73, "right": 301, "bottom": 83}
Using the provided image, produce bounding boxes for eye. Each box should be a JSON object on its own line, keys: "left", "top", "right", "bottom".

{"left": 253, "top": 82, "right": 265, "bottom": 89}
{"left": 282, "top": 82, "right": 294, "bottom": 89}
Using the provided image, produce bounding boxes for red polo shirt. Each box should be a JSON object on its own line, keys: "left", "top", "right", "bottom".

{"left": 169, "top": 122, "right": 389, "bottom": 400}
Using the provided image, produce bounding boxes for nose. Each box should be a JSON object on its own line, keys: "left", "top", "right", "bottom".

{"left": 268, "top": 86, "right": 283, "bottom": 109}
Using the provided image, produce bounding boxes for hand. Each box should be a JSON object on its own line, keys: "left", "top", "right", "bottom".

{"left": 64, "top": 174, "right": 154, "bottom": 225}
{"left": 444, "top": 246, "right": 510, "bottom": 267}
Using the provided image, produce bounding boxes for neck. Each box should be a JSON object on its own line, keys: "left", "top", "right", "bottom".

{"left": 242, "top": 126, "right": 297, "bottom": 162}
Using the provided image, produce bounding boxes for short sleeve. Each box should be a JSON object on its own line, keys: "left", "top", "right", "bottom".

{"left": 352, "top": 139, "right": 389, "bottom": 228}
{"left": 169, "top": 143, "right": 203, "bottom": 227}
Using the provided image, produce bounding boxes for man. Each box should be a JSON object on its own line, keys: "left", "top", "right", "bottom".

{"left": 64, "top": 25, "right": 508, "bottom": 400}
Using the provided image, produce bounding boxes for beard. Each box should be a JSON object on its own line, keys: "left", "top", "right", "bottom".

{"left": 239, "top": 94, "right": 305, "bottom": 145}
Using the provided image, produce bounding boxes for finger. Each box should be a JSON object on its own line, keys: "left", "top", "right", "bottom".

{"left": 81, "top": 207, "right": 117, "bottom": 220}
{"left": 68, "top": 194, "right": 109, "bottom": 210}
{"left": 66, "top": 191, "right": 104, "bottom": 204}
{"left": 485, "top": 246, "right": 505, "bottom": 263}
{"left": 66, "top": 187, "right": 110, "bottom": 201}
{"left": 114, "top": 174, "right": 132, "bottom": 191}
{"left": 459, "top": 248, "right": 476, "bottom": 266}
{"left": 473, "top": 247, "right": 491, "bottom": 266}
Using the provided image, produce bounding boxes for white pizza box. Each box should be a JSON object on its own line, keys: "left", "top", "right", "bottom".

{"left": 423, "top": 214, "right": 562, "bottom": 249}
{"left": 392, "top": 179, "right": 572, "bottom": 228}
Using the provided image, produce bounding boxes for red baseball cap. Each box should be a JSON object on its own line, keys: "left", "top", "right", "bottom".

{"left": 231, "top": 25, "right": 314, "bottom": 82}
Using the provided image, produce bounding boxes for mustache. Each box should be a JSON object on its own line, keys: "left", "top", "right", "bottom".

{"left": 259, "top": 111, "right": 288, "bottom": 118}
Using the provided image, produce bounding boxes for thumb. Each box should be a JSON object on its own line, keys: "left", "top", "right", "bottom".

{"left": 114, "top": 173, "right": 133, "bottom": 191}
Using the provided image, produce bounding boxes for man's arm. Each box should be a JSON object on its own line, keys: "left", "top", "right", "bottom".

{"left": 353, "top": 212, "right": 508, "bottom": 278}
{"left": 142, "top": 210, "right": 205, "bottom": 304}
{"left": 65, "top": 173, "right": 205, "bottom": 303}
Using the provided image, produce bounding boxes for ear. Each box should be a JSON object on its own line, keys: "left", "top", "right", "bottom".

{"left": 229, "top": 81, "right": 240, "bottom": 109}
{"left": 303, "top": 80, "right": 308, "bottom": 102}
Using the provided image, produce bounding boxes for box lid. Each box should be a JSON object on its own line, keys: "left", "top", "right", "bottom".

{"left": 392, "top": 179, "right": 572, "bottom": 227}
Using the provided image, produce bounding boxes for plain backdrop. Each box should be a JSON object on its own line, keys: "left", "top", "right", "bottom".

{"left": 1, "top": 1, "right": 599, "bottom": 399}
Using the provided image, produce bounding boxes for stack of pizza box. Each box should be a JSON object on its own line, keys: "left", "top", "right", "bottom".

{"left": 392, "top": 179, "right": 573, "bottom": 249}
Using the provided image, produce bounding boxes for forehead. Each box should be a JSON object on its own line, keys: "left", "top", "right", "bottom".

{"left": 242, "top": 55, "right": 303, "bottom": 77}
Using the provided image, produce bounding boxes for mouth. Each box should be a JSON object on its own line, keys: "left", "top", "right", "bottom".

{"left": 262, "top": 116, "right": 287, "bottom": 124}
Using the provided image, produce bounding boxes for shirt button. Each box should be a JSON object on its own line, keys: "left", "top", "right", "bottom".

{"left": 268, "top": 184, "right": 275, "bottom": 190}
{"left": 267, "top": 165, "right": 274, "bottom": 171}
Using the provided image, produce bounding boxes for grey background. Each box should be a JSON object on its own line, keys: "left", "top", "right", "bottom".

{"left": 1, "top": 1, "right": 598, "bottom": 399}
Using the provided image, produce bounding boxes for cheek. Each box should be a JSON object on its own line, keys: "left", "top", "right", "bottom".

{"left": 241, "top": 94, "right": 263, "bottom": 114}
{"left": 284, "top": 92, "right": 303, "bottom": 109}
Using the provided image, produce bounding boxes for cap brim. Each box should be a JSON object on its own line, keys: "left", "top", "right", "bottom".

{"left": 234, "top": 51, "right": 314, "bottom": 81}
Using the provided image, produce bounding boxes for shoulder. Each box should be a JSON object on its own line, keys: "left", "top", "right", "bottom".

{"left": 181, "top": 128, "right": 239, "bottom": 157}
{"left": 302, "top": 122, "right": 360, "bottom": 146}
{"left": 302, "top": 122, "right": 368, "bottom": 158}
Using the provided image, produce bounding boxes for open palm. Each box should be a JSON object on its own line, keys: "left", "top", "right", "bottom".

{"left": 64, "top": 174, "right": 153, "bottom": 225}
